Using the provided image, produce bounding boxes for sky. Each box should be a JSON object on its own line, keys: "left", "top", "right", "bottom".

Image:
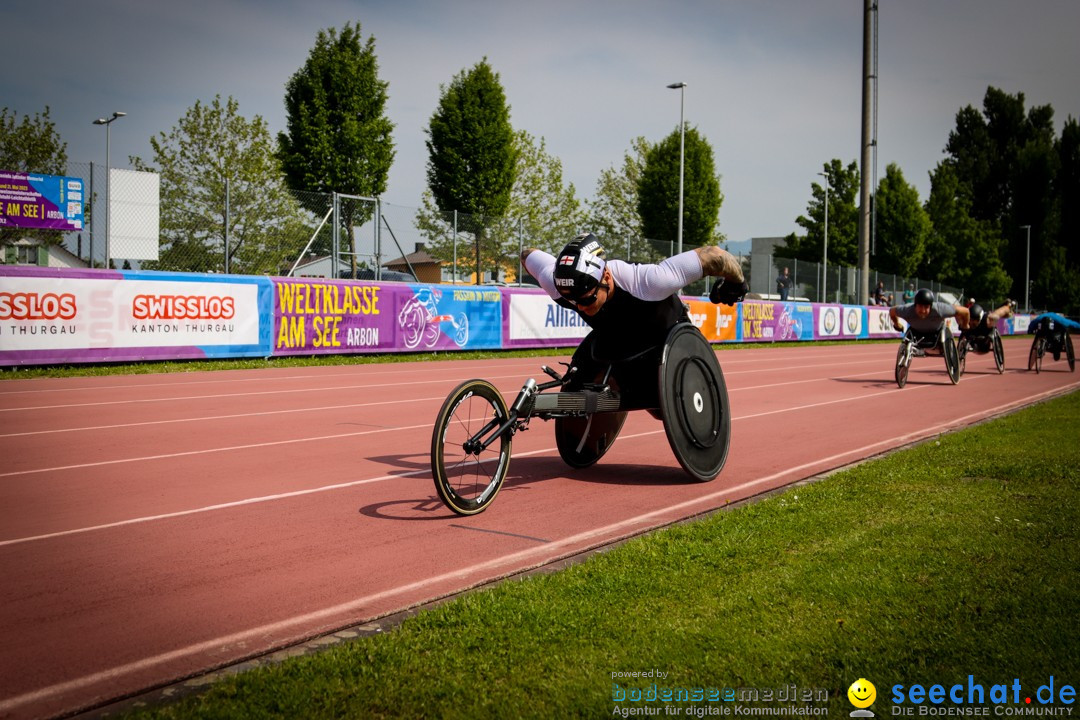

{"left": 4, "top": 0, "right": 1080, "bottom": 251}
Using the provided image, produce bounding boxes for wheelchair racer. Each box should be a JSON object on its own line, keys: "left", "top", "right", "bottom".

{"left": 889, "top": 288, "right": 971, "bottom": 352}
{"left": 960, "top": 301, "right": 1014, "bottom": 349}
{"left": 521, "top": 233, "right": 747, "bottom": 409}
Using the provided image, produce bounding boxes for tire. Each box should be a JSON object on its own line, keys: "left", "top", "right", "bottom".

{"left": 895, "top": 340, "right": 911, "bottom": 389}
{"left": 957, "top": 338, "right": 968, "bottom": 377}
{"left": 1028, "top": 337, "right": 1045, "bottom": 374}
{"left": 992, "top": 332, "right": 1005, "bottom": 374}
{"left": 944, "top": 333, "right": 960, "bottom": 385}
{"left": 431, "top": 379, "right": 512, "bottom": 515}
{"left": 1067, "top": 332, "right": 1076, "bottom": 372}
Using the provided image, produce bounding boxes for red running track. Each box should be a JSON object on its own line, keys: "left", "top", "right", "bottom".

{"left": 0, "top": 338, "right": 1077, "bottom": 719}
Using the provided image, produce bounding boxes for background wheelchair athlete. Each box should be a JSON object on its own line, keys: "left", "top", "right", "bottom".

{"left": 1027, "top": 312, "right": 1078, "bottom": 373}
{"left": 956, "top": 302, "right": 1012, "bottom": 375}
{"left": 889, "top": 288, "right": 971, "bottom": 388}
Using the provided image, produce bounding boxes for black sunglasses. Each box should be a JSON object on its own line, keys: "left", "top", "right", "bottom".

{"left": 567, "top": 283, "right": 604, "bottom": 307}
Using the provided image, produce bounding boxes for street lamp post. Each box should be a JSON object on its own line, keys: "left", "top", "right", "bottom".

{"left": 667, "top": 82, "right": 686, "bottom": 255}
{"left": 1021, "top": 224, "right": 1032, "bottom": 313}
{"left": 818, "top": 172, "right": 829, "bottom": 304}
{"left": 92, "top": 111, "right": 126, "bottom": 269}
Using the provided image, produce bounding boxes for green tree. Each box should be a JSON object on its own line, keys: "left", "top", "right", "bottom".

{"left": 417, "top": 129, "right": 583, "bottom": 282}
{"left": 1, "top": 106, "right": 69, "bottom": 244}
{"left": 425, "top": 58, "right": 517, "bottom": 283}
{"left": 637, "top": 124, "right": 724, "bottom": 252}
{"left": 873, "top": 163, "right": 932, "bottom": 278}
{"left": 1056, "top": 117, "right": 1080, "bottom": 271}
{"left": 924, "top": 162, "right": 1011, "bottom": 304}
{"left": 587, "top": 136, "right": 663, "bottom": 262}
{"left": 279, "top": 22, "right": 395, "bottom": 277}
{"left": 780, "top": 159, "right": 860, "bottom": 268}
{"left": 944, "top": 87, "right": 1057, "bottom": 300}
{"left": 133, "top": 95, "right": 308, "bottom": 274}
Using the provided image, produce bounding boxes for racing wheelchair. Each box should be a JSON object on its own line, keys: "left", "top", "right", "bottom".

{"left": 1027, "top": 314, "right": 1076, "bottom": 373}
{"left": 956, "top": 325, "right": 1005, "bottom": 376}
{"left": 894, "top": 323, "right": 961, "bottom": 389}
{"left": 430, "top": 323, "right": 730, "bottom": 515}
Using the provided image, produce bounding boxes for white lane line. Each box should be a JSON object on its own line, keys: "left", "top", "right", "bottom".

{"left": 0, "top": 397, "right": 448, "bottom": 439}
{"left": 3, "top": 380, "right": 1072, "bottom": 716}
{"left": 0, "top": 423, "right": 431, "bottom": 480}
{"left": 0, "top": 361, "right": 546, "bottom": 396}
{"left": 0, "top": 374, "right": 526, "bottom": 413}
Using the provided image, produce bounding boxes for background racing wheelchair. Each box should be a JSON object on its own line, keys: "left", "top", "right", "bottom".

{"left": 956, "top": 303, "right": 1005, "bottom": 376}
{"left": 1027, "top": 312, "right": 1077, "bottom": 373}
{"left": 894, "top": 321, "right": 961, "bottom": 388}
{"left": 430, "top": 322, "right": 730, "bottom": 515}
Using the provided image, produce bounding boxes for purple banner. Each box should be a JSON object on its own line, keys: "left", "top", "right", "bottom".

{"left": 271, "top": 279, "right": 502, "bottom": 355}
{"left": 738, "top": 301, "right": 815, "bottom": 342}
{"left": 0, "top": 171, "right": 85, "bottom": 231}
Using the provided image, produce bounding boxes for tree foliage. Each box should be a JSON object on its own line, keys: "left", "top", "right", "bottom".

{"left": 133, "top": 95, "right": 309, "bottom": 274}
{"left": 417, "top": 128, "right": 583, "bottom": 282}
{"left": 587, "top": 137, "right": 664, "bottom": 262}
{"left": 279, "top": 22, "right": 395, "bottom": 272}
{"left": 780, "top": 159, "right": 860, "bottom": 268}
{"left": 424, "top": 58, "right": 517, "bottom": 282}
{"left": 637, "top": 124, "right": 724, "bottom": 251}
{"left": 426, "top": 58, "right": 517, "bottom": 218}
{"left": 873, "top": 163, "right": 932, "bottom": 278}
{"left": 1, "top": 106, "right": 69, "bottom": 244}
{"left": 924, "top": 162, "right": 1011, "bottom": 304}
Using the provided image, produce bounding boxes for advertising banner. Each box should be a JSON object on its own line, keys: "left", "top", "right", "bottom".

{"left": 815, "top": 305, "right": 843, "bottom": 339}
{"left": 840, "top": 305, "right": 866, "bottom": 338}
{"left": 738, "top": 301, "right": 814, "bottom": 342}
{"left": 0, "top": 171, "right": 84, "bottom": 231}
{"left": 866, "top": 306, "right": 901, "bottom": 338}
{"left": 0, "top": 267, "right": 272, "bottom": 365}
{"left": 503, "top": 287, "right": 590, "bottom": 349}
{"left": 684, "top": 298, "right": 738, "bottom": 343}
{"left": 272, "top": 279, "right": 502, "bottom": 356}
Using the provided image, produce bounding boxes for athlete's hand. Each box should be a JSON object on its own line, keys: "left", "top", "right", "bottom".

{"left": 710, "top": 279, "right": 748, "bottom": 305}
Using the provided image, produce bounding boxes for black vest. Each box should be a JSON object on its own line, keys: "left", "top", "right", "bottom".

{"left": 557, "top": 286, "right": 688, "bottom": 361}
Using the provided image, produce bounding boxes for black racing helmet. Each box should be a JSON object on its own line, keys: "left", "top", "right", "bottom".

{"left": 969, "top": 303, "right": 986, "bottom": 326}
{"left": 553, "top": 233, "right": 606, "bottom": 302}
{"left": 914, "top": 288, "right": 935, "bottom": 306}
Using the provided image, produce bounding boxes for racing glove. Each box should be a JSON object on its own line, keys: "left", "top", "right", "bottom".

{"left": 709, "top": 278, "right": 749, "bottom": 306}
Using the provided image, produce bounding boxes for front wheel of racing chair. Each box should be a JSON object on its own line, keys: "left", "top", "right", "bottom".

{"left": 991, "top": 331, "right": 1005, "bottom": 374}
{"left": 895, "top": 332, "right": 913, "bottom": 389}
{"left": 943, "top": 327, "right": 961, "bottom": 385}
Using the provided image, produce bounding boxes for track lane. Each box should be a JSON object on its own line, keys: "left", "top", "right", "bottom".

{"left": 0, "top": 338, "right": 1075, "bottom": 719}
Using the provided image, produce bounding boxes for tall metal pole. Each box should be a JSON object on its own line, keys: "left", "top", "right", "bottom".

{"left": 1021, "top": 224, "right": 1032, "bottom": 313}
{"left": 858, "top": 0, "right": 876, "bottom": 305}
{"left": 668, "top": 82, "right": 687, "bottom": 255}
{"left": 92, "top": 112, "right": 125, "bottom": 270}
{"left": 819, "top": 172, "right": 829, "bottom": 303}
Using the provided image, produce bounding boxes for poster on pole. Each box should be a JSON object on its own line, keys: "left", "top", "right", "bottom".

{"left": 0, "top": 171, "right": 85, "bottom": 231}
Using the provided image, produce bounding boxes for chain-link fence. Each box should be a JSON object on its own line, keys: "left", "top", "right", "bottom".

{"left": 746, "top": 252, "right": 964, "bottom": 306}
{"left": 0, "top": 160, "right": 962, "bottom": 305}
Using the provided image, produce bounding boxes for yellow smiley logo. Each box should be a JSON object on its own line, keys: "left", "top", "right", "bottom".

{"left": 848, "top": 678, "right": 877, "bottom": 708}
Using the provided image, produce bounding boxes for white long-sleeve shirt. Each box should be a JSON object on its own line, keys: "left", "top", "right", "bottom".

{"left": 525, "top": 248, "right": 705, "bottom": 302}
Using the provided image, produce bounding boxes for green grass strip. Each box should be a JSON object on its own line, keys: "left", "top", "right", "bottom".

{"left": 124, "top": 389, "right": 1080, "bottom": 719}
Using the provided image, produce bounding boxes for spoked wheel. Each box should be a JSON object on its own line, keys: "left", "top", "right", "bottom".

{"left": 957, "top": 338, "right": 968, "bottom": 377}
{"left": 1067, "top": 332, "right": 1076, "bottom": 372}
{"left": 895, "top": 340, "right": 912, "bottom": 389}
{"left": 431, "top": 379, "right": 512, "bottom": 515}
{"left": 1028, "top": 337, "right": 1045, "bottom": 373}
{"left": 944, "top": 333, "right": 961, "bottom": 385}
{"left": 992, "top": 332, "right": 1005, "bottom": 374}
